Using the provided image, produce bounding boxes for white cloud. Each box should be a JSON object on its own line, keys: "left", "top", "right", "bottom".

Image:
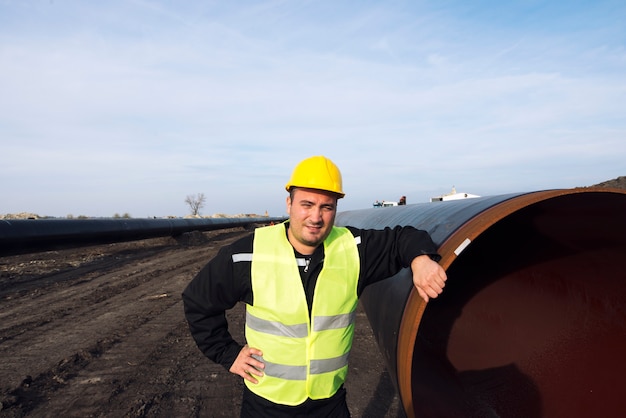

{"left": 1, "top": 1, "right": 624, "bottom": 217}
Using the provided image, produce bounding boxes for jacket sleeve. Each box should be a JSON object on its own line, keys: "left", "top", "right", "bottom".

{"left": 181, "top": 236, "right": 253, "bottom": 370}
{"left": 347, "top": 225, "right": 441, "bottom": 295}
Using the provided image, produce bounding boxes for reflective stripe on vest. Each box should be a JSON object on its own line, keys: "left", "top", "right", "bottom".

{"left": 251, "top": 351, "right": 351, "bottom": 380}
{"left": 244, "top": 223, "right": 360, "bottom": 406}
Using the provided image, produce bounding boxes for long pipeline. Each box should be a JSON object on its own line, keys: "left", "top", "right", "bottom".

{"left": 335, "top": 187, "right": 626, "bottom": 418}
{"left": 0, "top": 216, "right": 287, "bottom": 256}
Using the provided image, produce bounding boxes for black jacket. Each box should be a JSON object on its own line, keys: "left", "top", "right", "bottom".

{"left": 182, "top": 224, "right": 440, "bottom": 370}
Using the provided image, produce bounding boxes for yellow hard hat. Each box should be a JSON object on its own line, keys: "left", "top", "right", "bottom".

{"left": 285, "top": 156, "right": 345, "bottom": 198}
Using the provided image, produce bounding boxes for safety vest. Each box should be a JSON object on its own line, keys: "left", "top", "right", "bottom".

{"left": 245, "top": 223, "right": 360, "bottom": 406}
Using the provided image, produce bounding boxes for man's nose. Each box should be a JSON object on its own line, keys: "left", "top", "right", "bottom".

{"left": 310, "top": 207, "right": 323, "bottom": 222}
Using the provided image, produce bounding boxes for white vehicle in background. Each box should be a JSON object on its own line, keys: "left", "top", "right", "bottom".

{"left": 373, "top": 195, "right": 406, "bottom": 208}
{"left": 373, "top": 200, "right": 398, "bottom": 208}
{"left": 430, "top": 186, "right": 480, "bottom": 202}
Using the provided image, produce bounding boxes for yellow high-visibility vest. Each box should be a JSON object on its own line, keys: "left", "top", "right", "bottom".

{"left": 245, "top": 223, "right": 360, "bottom": 406}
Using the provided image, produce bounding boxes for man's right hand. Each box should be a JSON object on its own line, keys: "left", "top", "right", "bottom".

{"left": 229, "top": 344, "right": 265, "bottom": 384}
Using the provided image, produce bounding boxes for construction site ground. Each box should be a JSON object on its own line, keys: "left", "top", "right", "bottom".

{"left": 0, "top": 228, "right": 403, "bottom": 418}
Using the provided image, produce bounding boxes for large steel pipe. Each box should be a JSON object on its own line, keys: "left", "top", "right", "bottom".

{"left": 0, "top": 216, "right": 286, "bottom": 256}
{"left": 335, "top": 188, "right": 626, "bottom": 418}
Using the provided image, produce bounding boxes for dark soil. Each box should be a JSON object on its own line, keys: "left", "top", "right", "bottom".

{"left": 0, "top": 228, "right": 403, "bottom": 417}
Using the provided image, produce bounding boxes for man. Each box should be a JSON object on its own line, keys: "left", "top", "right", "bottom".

{"left": 182, "top": 156, "right": 447, "bottom": 417}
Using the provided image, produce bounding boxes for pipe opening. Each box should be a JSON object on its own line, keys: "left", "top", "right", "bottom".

{"left": 412, "top": 193, "right": 626, "bottom": 417}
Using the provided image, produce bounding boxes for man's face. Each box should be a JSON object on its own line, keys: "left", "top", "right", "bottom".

{"left": 286, "top": 188, "right": 338, "bottom": 254}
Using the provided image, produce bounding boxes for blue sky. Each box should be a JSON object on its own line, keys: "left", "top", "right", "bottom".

{"left": 1, "top": 0, "right": 625, "bottom": 218}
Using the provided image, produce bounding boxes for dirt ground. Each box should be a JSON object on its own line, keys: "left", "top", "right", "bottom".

{"left": 0, "top": 228, "right": 404, "bottom": 418}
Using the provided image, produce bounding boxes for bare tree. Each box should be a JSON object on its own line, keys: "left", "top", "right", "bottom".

{"left": 185, "top": 193, "right": 206, "bottom": 216}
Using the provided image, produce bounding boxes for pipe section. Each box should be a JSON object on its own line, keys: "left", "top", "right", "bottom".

{"left": 335, "top": 188, "right": 626, "bottom": 418}
{"left": 0, "top": 217, "right": 287, "bottom": 256}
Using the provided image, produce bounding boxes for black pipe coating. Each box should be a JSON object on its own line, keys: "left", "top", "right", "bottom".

{"left": 0, "top": 216, "right": 287, "bottom": 256}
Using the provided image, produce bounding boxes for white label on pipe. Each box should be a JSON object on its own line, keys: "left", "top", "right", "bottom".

{"left": 454, "top": 238, "right": 471, "bottom": 256}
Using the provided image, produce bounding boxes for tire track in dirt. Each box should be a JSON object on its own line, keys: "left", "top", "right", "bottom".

{"left": 1, "top": 247, "right": 205, "bottom": 387}
{"left": 0, "top": 229, "right": 251, "bottom": 417}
